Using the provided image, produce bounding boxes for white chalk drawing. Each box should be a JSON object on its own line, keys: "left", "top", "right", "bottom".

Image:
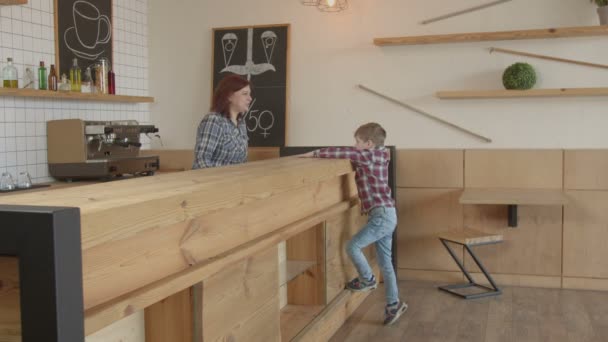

{"left": 243, "top": 98, "right": 275, "bottom": 138}
{"left": 221, "top": 33, "right": 238, "bottom": 67}
{"left": 220, "top": 28, "right": 276, "bottom": 80}
{"left": 63, "top": 0, "right": 112, "bottom": 60}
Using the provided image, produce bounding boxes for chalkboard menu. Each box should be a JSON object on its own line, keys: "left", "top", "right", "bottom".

{"left": 212, "top": 24, "right": 289, "bottom": 147}
{"left": 55, "top": 0, "right": 113, "bottom": 75}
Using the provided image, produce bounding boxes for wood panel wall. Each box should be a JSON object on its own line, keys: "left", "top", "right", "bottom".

{"left": 397, "top": 149, "right": 608, "bottom": 291}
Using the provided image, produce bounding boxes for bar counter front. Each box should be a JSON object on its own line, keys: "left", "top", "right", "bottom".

{"left": 0, "top": 156, "right": 376, "bottom": 342}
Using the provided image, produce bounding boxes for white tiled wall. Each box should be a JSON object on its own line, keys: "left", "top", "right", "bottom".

{"left": 0, "top": 0, "right": 149, "bottom": 184}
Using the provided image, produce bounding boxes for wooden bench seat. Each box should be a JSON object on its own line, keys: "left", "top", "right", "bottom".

{"left": 438, "top": 229, "right": 503, "bottom": 246}
{"left": 438, "top": 229, "right": 503, "bottom": 299}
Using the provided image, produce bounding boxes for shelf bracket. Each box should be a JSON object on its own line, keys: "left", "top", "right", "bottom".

{"left": 507, "top": 204, "right": 518, "bottom": 228}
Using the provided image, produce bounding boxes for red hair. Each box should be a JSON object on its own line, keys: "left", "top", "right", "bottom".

{"left": 211, "top": 74, "right": 251, "bottom": 117}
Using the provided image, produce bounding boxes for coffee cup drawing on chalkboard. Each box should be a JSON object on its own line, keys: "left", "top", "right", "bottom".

{"left": 63, "top": 0, "right": 112, "bottom": 60}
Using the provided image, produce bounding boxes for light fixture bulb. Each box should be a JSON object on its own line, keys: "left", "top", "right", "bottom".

{"left": 327, "top": 0, "right": 336, "bottom": 7}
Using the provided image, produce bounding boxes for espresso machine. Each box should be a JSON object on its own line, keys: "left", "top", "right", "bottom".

{"left": 47, "top": 119, "right": 160, "bottom": 181}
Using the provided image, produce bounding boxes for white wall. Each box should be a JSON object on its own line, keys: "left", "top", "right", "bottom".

{"left": 149, "top": 0, "right": 608, "bottom": 149}
{"left": 0, "top": 0, "right": 150, "bottom": 184}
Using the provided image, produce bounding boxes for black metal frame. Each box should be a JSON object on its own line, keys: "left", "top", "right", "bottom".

{"left": 438, "top": 237, "right": 502, "bottom": 299}
{"left": 0, "top": 205, "right": 84, "bottom": 342}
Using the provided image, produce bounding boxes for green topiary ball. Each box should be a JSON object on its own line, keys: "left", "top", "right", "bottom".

{"left": 502, "top": 62, "right": 537, "bottom": 90}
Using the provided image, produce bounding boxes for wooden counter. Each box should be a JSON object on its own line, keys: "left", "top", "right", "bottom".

{"left": 0, "top": 156, "right": 371, "bottom": 342}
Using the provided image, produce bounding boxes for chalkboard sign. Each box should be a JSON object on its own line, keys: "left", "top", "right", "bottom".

{"left": 55, "top": 0, "right": 113, "bottom": 75}
{"left": 212, "top": 24, "right": 289, "bottom": 147}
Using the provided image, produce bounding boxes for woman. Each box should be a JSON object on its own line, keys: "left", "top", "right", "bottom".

{"left": 193, "top": 74, "right": 251, "bottom": 169}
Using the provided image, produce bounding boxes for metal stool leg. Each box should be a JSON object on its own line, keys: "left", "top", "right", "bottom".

{"left": 438, "top": 238, "right": 502, "bottom": 299}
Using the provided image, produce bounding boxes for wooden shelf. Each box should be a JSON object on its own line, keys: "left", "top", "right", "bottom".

{"left": 0, "top": 0, "right": 27, "bottom": 4}
{"left": 0, "top": 88, "right": 154, "bottom": 103}
{"left": 279, "top": 260, "right": 317, "bottom": 287}
{"left": 459, "top": 188, "right": 568, "bottom": 206}
{"left": 436, "top": 87, "right": 608, "bottom": 99}
{"left": 280, "top": 305, "right": 324, "bottom": 341}
{"left": 374, "top": 25, "right": 608, "bottom": 46}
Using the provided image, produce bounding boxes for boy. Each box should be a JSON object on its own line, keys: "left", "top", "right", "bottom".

{"left": 302, "top": 122, "right": 407, "bottom": 325}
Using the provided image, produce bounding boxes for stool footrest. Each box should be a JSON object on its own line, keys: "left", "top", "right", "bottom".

{"left": 438, "top": 283, "right": 502, "bottom": 299}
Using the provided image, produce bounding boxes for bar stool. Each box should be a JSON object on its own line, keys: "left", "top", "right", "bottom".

{"left": 437, "top": 229, "right": 503, "bottom": 299}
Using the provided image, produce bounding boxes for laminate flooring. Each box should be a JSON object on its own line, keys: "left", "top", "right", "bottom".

{"left": 330, "top": 280, "right": 608, "bottom": 342}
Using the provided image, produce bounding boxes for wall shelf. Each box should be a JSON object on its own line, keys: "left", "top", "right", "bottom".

{"left": 0, "top": 0, "right": 27, "bottom": 4}
{"left": 0, "top": 88, "right": 154, "bottom": 103}
{"left": 436, "top": 87, "right": 608, "bottom": 99}
{"left": 374, "top": 25, "right": 608, "bottom": 46}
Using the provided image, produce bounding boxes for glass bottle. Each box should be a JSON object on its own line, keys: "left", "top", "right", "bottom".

{"left": 69, "top": 58, "right": 81, "bottom": 92}
{"left": 2, "top": 57, "right": 18, "bottom": 88}
{"left": 81, "top": 67, "right": 92, "bottom": 93}
{"left": 38, "top": 61, "right": 47, "bottom": 90}
{"left": 59, "top": 73, "right": 71, "bottom": 92}
{"left": 48, "top": 64, "right": 58, "bottom": 91}
{"left": 108, "top": 68, "right": 115, "bottom": 94}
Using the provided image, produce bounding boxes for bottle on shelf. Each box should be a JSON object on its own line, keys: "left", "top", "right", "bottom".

{"left": 58, "top": 73, "right": 71, "bottom": 92}
{"left": 108, "top": 68, "right": 115, "bottom": 95}
{"left": 3, "top": 57, "right": 18, "bottom": 88}
{"left": 81, "top": 66, "right": 93, "bottom": 93}
{"left": 38, "top": 61, "right": 47, "bottom": 90}
{"left": 69, "top": 58, "right": 81, "bottom": 92}
{"left": 48, "top": 64, "right": 58, "bottom": 91}
{"left": 23, "top": 68, "right": 35, "bottom": 89}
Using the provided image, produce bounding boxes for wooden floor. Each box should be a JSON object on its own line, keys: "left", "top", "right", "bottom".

{"left": 330, "top": 280, "right": 608, "bottom": 342}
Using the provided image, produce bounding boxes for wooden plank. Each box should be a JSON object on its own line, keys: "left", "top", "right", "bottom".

{"left": 464, "top": 150, "right": 563, "bottom": 189}
{"left": 286, "top": 224, "right": 325, "bottom": 306}
{"left": 0, "top": 88, "right": 154, "bottom": 102}
{"left": 437, "top": 87, "right": 608, "bottom": 99}
{"left": 85, "top": 311, "right": 145, "bottom": 342}
{"left": 84, "top": 199, "right": 357, "bottom": 335}
{"left": 3, "top": 158, "right": 353, "bottom": 251}
{"left": 563, "top": 190, "right": 608, "bottom": 278}
{"left": 358, "top": 84, "right": 492, "bottom": 143}
{"left": 564, "top": 150, "right": 608, "bottom": 190}
{"left": 459, "top": 188, "right": 568, "bottom": 205}
{"left": 374, "top": 25, "right": 608, "bottom": 46}
{"left": 0, "top": 257, "right": 19, "bottom": 342}
{"left": 139, "top": 149, "right": 194, "bottom": 172}
{"left": 396, "top": 149, "right": 463, "bottom": 188}
{"left": 280, "top": 305, "right": 324, "bottom": 341}
{"left": 144, "top": 289, "right": 192, "bottom": 342}
{"left": 325, "top": 206, "right": 368, "bottom": 303}
{"left": 463, "top": 204, "right": 562, "bottom": 276}
{"left": 0, "top": 0, "right": 27, "bottom": 5}
{"left": 563, "top": 277, "right": 608, "bottom": 291}
{"left": 248, "top": 147, "right": 280, "bottom": 161}
{"left": 82, "top": 175, "right": 351, "bottom": 310}
{"left": 293, "top": 290, "right": 370, "bottom": 342}
{"left": 396, "top": 188, "right": 464, "bottom": 272}
{"left": 139, "top": 147, "right": 278, "bottom": 172}
{"left": 280, "top": 261, "right": 317, "bottom": 286}
{"left": 489, "top": 47, "right": 608, "bottom": 70}
{"left": 438, "top": 229, "right": 503, "bottom": 245}
{"left": 201, "top": 247, "right": 279, "bottom": 341}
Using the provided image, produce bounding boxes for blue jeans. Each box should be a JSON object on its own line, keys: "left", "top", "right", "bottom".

{"left": 346, "top": 206, "right": 398, "bottom": 304}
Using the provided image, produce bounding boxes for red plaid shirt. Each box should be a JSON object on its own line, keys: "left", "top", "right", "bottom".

{"left": 313, "top": 146, "right": 394, "bottom": 213}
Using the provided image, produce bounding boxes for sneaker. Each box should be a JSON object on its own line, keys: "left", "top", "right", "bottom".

{"left": 345, "top": 275, "right": 378, "bottom": 292}
{"left": 384, "top": 300, "right": 408, "bottom": 325}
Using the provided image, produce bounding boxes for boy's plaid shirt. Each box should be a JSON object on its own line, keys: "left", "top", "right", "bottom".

{"left": 313, "top": 146, "right": 394, "bottom": 213}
